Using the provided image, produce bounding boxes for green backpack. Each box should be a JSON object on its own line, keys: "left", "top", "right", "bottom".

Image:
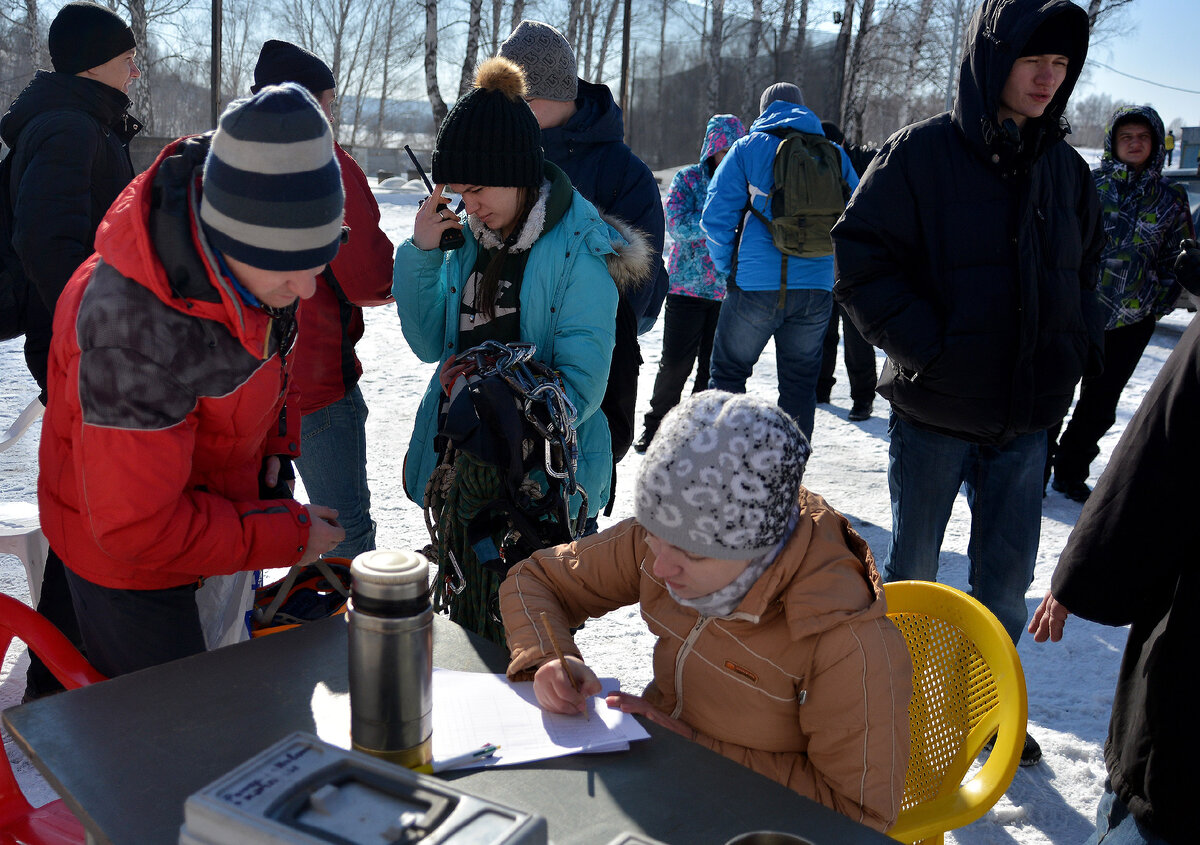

{"left": 738, "top": 129, "right": 850, "bottom": 306}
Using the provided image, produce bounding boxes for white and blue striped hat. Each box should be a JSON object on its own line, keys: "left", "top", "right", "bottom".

{"left": 200, "top": 83, "right": 344, "bottom": 271}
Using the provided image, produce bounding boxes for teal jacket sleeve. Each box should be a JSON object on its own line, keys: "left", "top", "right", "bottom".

{"left": 544, "top": 232, "right": 618, "bottom": 425}
{"left": 392, "top": 239, "right": 452, "bottom": 363}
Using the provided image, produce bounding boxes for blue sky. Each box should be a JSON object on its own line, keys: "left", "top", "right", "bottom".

{"left": 1069, "top": 0, "right": 1199, "bottom": 125}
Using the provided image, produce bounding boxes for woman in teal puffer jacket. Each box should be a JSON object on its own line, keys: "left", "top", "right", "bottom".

{"left": 394, "top": 57, "right": 650, "bottom": 526}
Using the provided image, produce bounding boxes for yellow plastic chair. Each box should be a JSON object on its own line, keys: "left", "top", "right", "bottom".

{"left": 884, "top": 581, "right": 1027, "bottom": 845}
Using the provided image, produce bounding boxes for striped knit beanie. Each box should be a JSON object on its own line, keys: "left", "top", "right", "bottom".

{"left": 200, "top": 83, "right": 344, "bottom": 271}
{"left": 432, "top": 57, "right": 543, "bottom": 188}
{"left": 635, "top": 392, "right": 811, "bottom": 560}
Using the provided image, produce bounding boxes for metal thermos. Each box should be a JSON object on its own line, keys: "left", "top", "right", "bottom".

{"left": 348, "top": 549, "right": 433, "bottom": 769}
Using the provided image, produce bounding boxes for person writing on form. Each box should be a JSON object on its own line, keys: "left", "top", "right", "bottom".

{"left": 499, "top": 391, "right": 912, "bottom": 831}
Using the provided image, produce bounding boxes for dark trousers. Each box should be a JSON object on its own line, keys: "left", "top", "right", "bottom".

{"left": 23, "top": 548, "right": 85, "bottom": 698}
{"left": 642, "top": 294, "right": 722, "bottom": 434}
{"left": 64, "top": 567, "right": 207, "bottom": 678}
{"left": 818, "top": 303, "right": 878, "bottom": 403}
{"left": 1052, "top": 317, "right": 1157, "bottom": 485}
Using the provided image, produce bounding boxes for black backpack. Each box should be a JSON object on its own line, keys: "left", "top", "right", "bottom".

{"left": 733, "top": 129, "right": 850, "bottom": 306}
{"left": 0, "top": 148, "right": 29, "bottom": 342}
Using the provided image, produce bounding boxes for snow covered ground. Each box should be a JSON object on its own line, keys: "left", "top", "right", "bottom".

{"left": 2, "top": 178, "right": 1190, "bottom": 844}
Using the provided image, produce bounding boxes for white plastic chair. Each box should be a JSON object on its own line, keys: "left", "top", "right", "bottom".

{"left": 0, "top": 396, "right": 43, "bottom": 454}
{"left": 0, "top": 501, "right": 48, "bottom": 606}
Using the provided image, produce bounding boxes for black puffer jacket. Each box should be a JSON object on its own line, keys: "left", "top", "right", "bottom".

{"left": 1051, "top": 316, "right": 1200, "bottom": 844}
{"left": 1, "top": 71, "right": 142, "bottom": 391}
{"left": 832, "top": 0, "right": 1104, "bottom": 445}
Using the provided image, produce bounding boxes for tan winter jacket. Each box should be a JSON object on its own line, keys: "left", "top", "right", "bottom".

{"left": 500, "top": 489, "right": 912, "bottom": 831}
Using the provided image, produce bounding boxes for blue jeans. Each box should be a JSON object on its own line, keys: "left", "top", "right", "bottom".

{"left": 295, "top": 385, "right": 376, "bottom": 560}
{"left": 708, "top": 285, "right": 832, "bottom": 441}
{"left": 881, "top": 413, "right": 1045, "bottom": 643}
{"left": 1087, "top": 783, "right": 1169, "bottom": 845}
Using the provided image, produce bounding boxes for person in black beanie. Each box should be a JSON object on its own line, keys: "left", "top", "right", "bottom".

{"left": 248, "top": 39, "right": 395, "bottom": 563}
{"left": 392, "top": 56, "right": 651, "bottom": 642}
{"left": 1, "top": 0, "right": 143, "bottom": 700}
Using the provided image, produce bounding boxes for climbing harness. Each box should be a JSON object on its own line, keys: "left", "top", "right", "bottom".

{"left": 423, "top": 340, "right": 587, "bottom": 643}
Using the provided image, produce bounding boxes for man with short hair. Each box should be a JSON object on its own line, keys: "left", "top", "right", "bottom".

{"left": 1048, "top": 105, "right": 1193, "bottom": 502}
{"left": 499, "top": 20, "right": 667, "bottom": 507}
{"left": 1, "top": 0, "right": 143, "bottom": 699}
{"left": 701, "top": 83, "right": 859, "bottom": 441}
{"left": 250, "top": 40, "right": 395, "bottom": 559}
{"left": 832, "top": 0, "right": 1104, "bottom": 765}
{"left": 38, "top": 84, "right": 346, "bottom": 677}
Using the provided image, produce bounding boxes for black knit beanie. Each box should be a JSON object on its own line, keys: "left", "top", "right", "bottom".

{"left": 49, "top": 1, "right": 136, "bottom": 75}
{"left": 251, "top": 40, "right": 336, "bottom": 95}
{"left": 432, "top": 57, "right": 543, "bottom": 188}
{"left": 1020, "top": 12, "right": 1075, "bottom": 58}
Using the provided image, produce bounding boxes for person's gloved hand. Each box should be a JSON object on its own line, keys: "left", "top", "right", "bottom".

{"left": 1175, "top": 239, "right": 1200, "bottom": 295}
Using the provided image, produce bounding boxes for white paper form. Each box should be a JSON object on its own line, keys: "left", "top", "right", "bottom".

{"left": 430, "top": 668, "right": 650, "bottom": 771}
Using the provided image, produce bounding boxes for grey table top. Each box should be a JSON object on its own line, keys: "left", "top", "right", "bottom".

{"left": 3, "top": 614, "right": 893, "bottom": 845}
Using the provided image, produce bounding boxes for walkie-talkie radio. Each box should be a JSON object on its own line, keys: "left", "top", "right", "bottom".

{"left": 405, "top": 145, "right": 466, "bottom": 251}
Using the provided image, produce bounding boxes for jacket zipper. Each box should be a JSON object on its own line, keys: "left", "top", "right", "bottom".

{"left": 670, "top": 615, "right": 711, "bottom": 720}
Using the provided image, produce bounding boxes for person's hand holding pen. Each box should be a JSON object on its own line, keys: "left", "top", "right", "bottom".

{"left": 533, "top": 653, "right": 602, "bottom": 717}
{"left": 532, "top": 612, "right": 602, "bottom": 717}
{"left": 413, "top": 183, "right": 463, "bottom": 251}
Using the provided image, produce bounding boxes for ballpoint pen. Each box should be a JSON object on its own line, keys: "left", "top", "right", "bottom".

{"left": 540, "top": 611, "right": 589, "bottom": 720}
{"left": 432, "top": 742, "right": 500, "bottom": 773}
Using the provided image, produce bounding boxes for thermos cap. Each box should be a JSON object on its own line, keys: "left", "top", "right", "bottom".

{"left": 350, "top": 550, "right": 430, "bottom": 604}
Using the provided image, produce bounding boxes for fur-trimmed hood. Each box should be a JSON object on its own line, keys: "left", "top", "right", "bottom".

{"left": 601, "top": 212, "right": 654, "bottom": 293}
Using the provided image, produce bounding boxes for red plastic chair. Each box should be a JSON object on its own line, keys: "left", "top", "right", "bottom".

{"left": 1, "top": 592, "right": 106, "bottom": 845}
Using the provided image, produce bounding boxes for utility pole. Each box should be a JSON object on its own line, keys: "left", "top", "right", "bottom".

{"left": 619, "top": 0, "right": 632, "bottom": 116}
{"left": 211, "top": 0, "right": 222, "bottom": 128}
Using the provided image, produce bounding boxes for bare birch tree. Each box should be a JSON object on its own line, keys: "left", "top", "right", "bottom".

{"left": 458, "top": 0, "right": 482, "bottom": 97}
{"left": 841, "top": 0, "right": 875, "bottom": 136}
{"left": 792, "top": 0, "right": 809, "bottom": 90}
{"left": 741, "top": 0, "right": 762, "bottom": 125}
{"left": 706, "top": 0, "right": 724, "bottom": 113}
{"left": 423, "top": 0, "right": 448, "bottom": 125}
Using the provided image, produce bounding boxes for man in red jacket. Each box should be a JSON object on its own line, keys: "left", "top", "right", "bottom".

{"left": 250, "top": 40, "right": 395, "bottom": 560}
{"left": 38, "top": 83, "right": 345, "bottom": 677}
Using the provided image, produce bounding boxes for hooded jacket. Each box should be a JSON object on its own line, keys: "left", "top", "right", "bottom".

{"left": 394, "top": 162, "right": 651, "bottom": 517}
{"left": 1051, "top": 316, "right": 1200, "bottom": 843}
{"left": 1092, "top": 105, "right": 1194, "bottom": 330}
{"left": 665, "top": 114, "right": 746, "bottom": 301}
{"left": 291, "top": 143, "right": 394, "bottom": 415}
{"left": 703, "top": 100, "right": 859, "bottom": 293}
{"left": 38, "top": 136, "right": 313, "bottom": 591}
{"left": 499, "top": 491, "right": 912, "bottom": 832}
{"left": 832, "top": 0, "right": 1105, "bottom": 445}
{"left": 541, "top": 79, "right": 666, "bottom": 323}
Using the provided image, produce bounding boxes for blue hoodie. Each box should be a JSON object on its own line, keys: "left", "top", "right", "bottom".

{"left": 702, "top": 100, "right": 858, "bottom": 292}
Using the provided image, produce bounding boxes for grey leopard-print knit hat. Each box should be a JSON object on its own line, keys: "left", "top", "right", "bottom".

{"left": 634, "top": 391, "right": 811, "bottom": 560}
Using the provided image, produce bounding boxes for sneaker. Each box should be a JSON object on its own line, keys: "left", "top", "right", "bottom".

{"left": 848, "top": 401, "right": 873, "bottom": 422}
{"left": 633, "top": 429, "right": 656, "bottom": 454}
{"left": 982, "top": 731, "right": 1043, "bottom": 767}
{"left": 1051, "top": 477, "right": 1091, "bottom": 503}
